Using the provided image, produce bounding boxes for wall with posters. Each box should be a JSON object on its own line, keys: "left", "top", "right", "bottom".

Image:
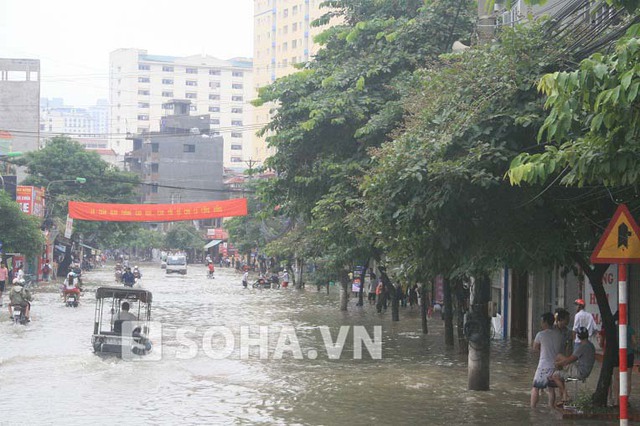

{"left": 16, "top": 185, "right": 45, "bottom": 217}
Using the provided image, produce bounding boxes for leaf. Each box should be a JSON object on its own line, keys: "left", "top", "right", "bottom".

{"left": 356, "top": 76, "right": 365, "bottom": 91}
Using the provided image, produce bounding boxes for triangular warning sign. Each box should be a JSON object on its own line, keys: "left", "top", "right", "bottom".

{"left": 591, "top": 204, "right": 640, "bottom": 264}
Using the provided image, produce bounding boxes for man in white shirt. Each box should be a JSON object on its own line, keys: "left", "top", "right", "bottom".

{"left": 572, "top": 298, "right": 597, "bottom": 346}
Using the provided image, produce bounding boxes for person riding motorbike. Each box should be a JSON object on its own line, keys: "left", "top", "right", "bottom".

{"left": 122, "top": 267, "right": 136, "bottom": 287}
{"left": 9, "top": 278, "right": 31, "bottom": 321}
{"left": 62, "top": 272, "right": 81, "bottom": 302}
{"left": 133, "top": 266, "right": 142, "bottom": 280}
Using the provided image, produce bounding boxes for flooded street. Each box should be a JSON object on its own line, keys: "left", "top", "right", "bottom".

{"left": 0, "top": 263, "right": 616, "bottom": 425}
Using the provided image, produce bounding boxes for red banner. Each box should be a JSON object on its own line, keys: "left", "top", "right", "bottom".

{"left": 68, "top": 198, "right": 247, "bottom": 222}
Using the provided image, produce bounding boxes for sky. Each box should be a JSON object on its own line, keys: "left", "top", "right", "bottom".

{"left": 0, "top": 0, "right": 254, "bottom": 106}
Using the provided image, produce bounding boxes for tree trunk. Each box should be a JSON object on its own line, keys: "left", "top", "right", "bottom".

{"left": 356, "top": 264, "right": 367, "bottom": 307}
{"left": 467, "top": 273, "right": 491, "bottom": 391}
{"left": 379, "top": 266, "right": 399, "bottom": 321}
{"left": 296, "top": 258, "right": 305, "bottom": 289}
{"left": 421, "top": 284, "right": 429, "bottom": 334}
{"left": 339, "top": 269, "right": 349, "bottom": 311}
{"left": 456, "top": 280, "right": 469, "bottom": 354}
{"left": 444, "top": 277, "right": 454, "bottom": 347}
{"left": 574, "top": 259, "right": 613, "bottom": 406}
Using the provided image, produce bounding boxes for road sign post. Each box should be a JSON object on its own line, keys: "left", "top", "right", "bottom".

{"left": 591, "top": 204, "right": 640, "bottom": 426}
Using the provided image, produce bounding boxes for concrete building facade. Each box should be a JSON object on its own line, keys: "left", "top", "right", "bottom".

{"left": 109, "top": 49, "right": 253, "bottom": 170}
{"left": 0, "top": 58, "right": 40, "bottom": 178}
{"left": 252, "top": 0, "right": 333, "bottom": 162}
{"left": 124, "top": 100, "right": 225, "bottom": 210}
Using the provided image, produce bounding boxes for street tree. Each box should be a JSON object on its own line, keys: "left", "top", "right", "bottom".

{"left": 255, "top": 0, "right": 476, "bottom": 313}
{"left": 508, "top": 24, "right": 640, "bottom": 405}
{"left": 19, "top": 136, "right": 140, "bottom": 248}
{"left": 0, "top": 191, "right": 44, "bottom": 259}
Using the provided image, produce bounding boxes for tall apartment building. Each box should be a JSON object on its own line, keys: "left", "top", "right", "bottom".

{"left": 0, "top": 59, "right": 40, "bottom": 179}
{"left": 109, "top": 49, "right": 253, "bottom": 169}
{"left": 252, "top": 0, "right": 333, "bottom": 162}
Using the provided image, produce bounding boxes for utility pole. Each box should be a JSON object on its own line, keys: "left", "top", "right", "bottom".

{"left": 477, "top": 0, "right": 496, "bottom": 45}
{"left": 465, "top": 0, "right": 496, "bottom": 392}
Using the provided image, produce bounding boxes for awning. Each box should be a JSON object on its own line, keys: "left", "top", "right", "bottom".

{"left": 204, "top": 239, "right": 223, "bottom": 249}
{"left": 80, "top": 243, "right": 98, "bottom": 252}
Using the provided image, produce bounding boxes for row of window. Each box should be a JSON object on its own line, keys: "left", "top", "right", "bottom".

{"left": 138, "top": 64, "right": 244, "bottom": 77}
{"left": 137, "top": 77, "right": 244, "bottom": 90}
{"left": 147, "top": 142, "right": 243, "bottom": 154}
{"left": 137, "top": 90, "right": 244, "bottom": 102}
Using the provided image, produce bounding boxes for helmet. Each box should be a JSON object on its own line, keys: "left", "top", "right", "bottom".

{"left": 574, "top": 299, "right": 586, "bottom": 307}
{"left": 135, "top": 265, "right": 139, "bottom": 269}
{"left": 12, "top": 278, "right": 20, "bottom": 284}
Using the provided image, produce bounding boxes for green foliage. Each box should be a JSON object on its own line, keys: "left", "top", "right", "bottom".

{"left": 509, "top": 27, "right": 640, "bottom": 187}
{"left": 20, "top": 136, "right": 140, "bottom": 246}
{"left": 0, "top": 191, "right": 44, "bottom": 258}
{"left": 362, "top": 23, "right": 579, "bottom": 277}
{"left": 256, "top": 0, "right": 476, "bottom": 274}
{"left": 164, "top": 223, "right": 203, "bottom": 251}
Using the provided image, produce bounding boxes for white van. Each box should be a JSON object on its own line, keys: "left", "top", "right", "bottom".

{"left": 166, "top": 255, "right": 187, "bottom": 275}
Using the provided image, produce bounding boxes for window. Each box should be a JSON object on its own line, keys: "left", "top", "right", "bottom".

{"left": 163, "top": 103, "right": 174, "bottom": 110}
{"left": 292, "top": 39, "right": 297, "bottom": 49}
{"left": 138, "top": 102, "right": 150, "bottom": 108}
{"left": 183, "top": 144, "right": 196, "bottom": 153}
{"left": 151, "top": 143, "right": 159, "bottom": 153}
{"left": 190, "top": 105, "right": 196, "bottom": 111}
{"left": 231, "top": 108, "right": 243, "bottom": 114}
{"left": 151, "top": 163, "right": 159, "bottom": 173}
{"left": 283, "top": 8, "right": 288, "bottom": 17}
{"left": 162, "top": 91, "right": 173, "bottom": 97}
{"left": 138, "top": 64, "right": 150, "bottom": 70}
{"left": 162, "top": 79, "right": 174, "bottom": 85}
{"left": 151, "top": 184, "right": 158, "bottom": 193}
{"left": 231, "top": 157, "right": 242, "bottom": 163}
{"left": 162, "top": 66, "right": 174, "bottom": 72}
{"left": 209, "top": 69, "right": 221, "bottom": 76}
{"left": 231, "top": 132, "right": 242, "bottom": 138}
{"left": 232, "top": 95, "right": 244, "bottom": 102}
{"left": 231, "top": 144, "right": 242, "bottom": 150}
{"left": 209, "top": 81, "right": 221, "bottom": 89}
{"left": 138, "top": 77, "right": 150, "bottom": 83}
{"left": 212, "top": 130, "right": 221, "bottom": 136}
{"left": 209, "top": 106, "right": 220, "bottom": 112}
{"left": 283, "top": 42, "right": 288, "bottom": 52}
{"left": 232, "top": 83, "right": 243, "bottom": 89}
{"left": 283, "top": 25, "right": 288, "bottom": 35}
{"left": 292, "top": 5, "right": 298, "bottom": 15}
{"left": 138, "top": 114, "right": 149, "bottom": 121}
{"left": 186, "top": 80, "right": 197, "bottom": 86}
{"left": 232, "top": 71, "right": 244, "bottom": 77}
{"left": 209, "top": 94, "right": 220, "bottom": 100}
{"left": 282, "top": 59, "right": 288, "bottom": 67}
{"left": 137, "top": 127, "right": 149, "bottom": 134}
{"left": 185, "top": 92, "right": 197, "bottom": 99}
{"left": 138, "top": 89, "right": 150, "bottom": 96}
{"left": 210, "top": 118, "right": 220, "bottom": 125}
{"left": 231, "top": 120, "right": 243, "bottom": 126}
{"left": 186, "top": 68, "right": 197, "bottom": 74}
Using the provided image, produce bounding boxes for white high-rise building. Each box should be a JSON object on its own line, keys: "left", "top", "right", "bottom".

{"left": 252, "top": 0, "right": 335, "bottom": 163}
{"left": 109, "top": 49, "right": 253, "bottom": 169}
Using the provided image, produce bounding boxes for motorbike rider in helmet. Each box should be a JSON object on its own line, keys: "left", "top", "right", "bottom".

{"left": 9, "top": 278, "right": 32, "bottom": 320}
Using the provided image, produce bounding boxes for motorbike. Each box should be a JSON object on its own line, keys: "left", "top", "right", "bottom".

{"left": 11, "top": 304, "right": 29, "bottom": 325}
{"left": 64, "top": 291, "right": 80, "bottom": 307}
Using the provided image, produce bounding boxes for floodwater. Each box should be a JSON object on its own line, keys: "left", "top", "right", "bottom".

{"left": 0, "top": 263, "right": 619, "bottom": 425}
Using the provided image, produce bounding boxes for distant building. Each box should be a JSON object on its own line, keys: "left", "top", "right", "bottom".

{"left": 124, "top": 100, "right": 225, "bottom": 218}
{"left": 0, "top": 58, "right": 40, "bottom": 179}
{"left": 109, "top": 49, "right": 253, "bottom": 170}
{"left": 252, "top": 0, "right": 336, "bottom": 163}
{"left": 40, "top": 98, "right": 109, "bottom": 139}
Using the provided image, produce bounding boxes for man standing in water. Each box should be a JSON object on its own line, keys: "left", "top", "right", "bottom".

{"left": 531, "top": 312, "right": 563, "bottom": 408}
